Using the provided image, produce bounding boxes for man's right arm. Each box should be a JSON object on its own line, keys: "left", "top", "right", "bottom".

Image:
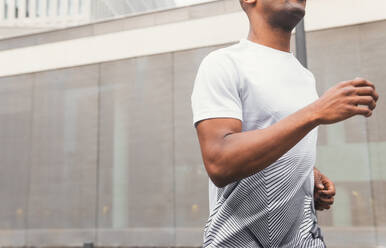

{"left": 196, "top": 78, "right": 378, "bottom": 188}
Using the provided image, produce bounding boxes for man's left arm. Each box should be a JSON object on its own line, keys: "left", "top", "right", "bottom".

{"left": 314, "top": 167, "right": 336, "bottom": 210}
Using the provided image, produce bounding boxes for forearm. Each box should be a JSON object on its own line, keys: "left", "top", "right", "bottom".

{"left": 212, "top": 104, "right": 320, "bottom": 187}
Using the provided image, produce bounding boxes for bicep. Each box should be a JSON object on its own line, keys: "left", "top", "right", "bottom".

{"left": 196, "top": 117, "right": 242, "bottom": 165}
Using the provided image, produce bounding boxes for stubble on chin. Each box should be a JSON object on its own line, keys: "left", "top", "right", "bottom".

{"left": 267, "top": 10, "right": 304, "bottom": 33}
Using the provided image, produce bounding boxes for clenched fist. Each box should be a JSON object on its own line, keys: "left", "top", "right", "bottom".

{"left": 314, "top": 167, "right": 335, "bottom": 211}
{"left": 310, "top": 77, "right": 379, "bottom": 124}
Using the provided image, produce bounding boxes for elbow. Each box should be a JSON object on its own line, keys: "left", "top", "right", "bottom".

{"left": 206, "top": 162, "right": 230, "bottom": 188}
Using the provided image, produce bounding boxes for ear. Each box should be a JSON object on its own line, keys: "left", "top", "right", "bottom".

{"left": 242, "top": 0, "right": 257, "bottom": 4}
{"left": 240, "top": 0, "right": 257, "bottom": 11}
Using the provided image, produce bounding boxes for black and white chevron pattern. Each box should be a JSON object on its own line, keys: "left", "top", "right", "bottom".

{"left": 202, "top": 129, "right": 326, "bottom": 248}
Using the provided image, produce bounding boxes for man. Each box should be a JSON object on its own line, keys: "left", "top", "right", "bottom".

{"left": 190, "top": 0, "right": 379, "bottom": 247}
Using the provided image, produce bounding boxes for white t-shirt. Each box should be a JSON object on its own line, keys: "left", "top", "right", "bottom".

{"left": 191, "top": 38, "right": 325, "bottom": 247}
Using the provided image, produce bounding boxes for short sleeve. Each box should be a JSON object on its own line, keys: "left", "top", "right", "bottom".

{"left": 191, "top": 51, "right": 243, "bottom": 127}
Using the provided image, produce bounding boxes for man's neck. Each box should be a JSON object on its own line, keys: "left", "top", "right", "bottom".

{"left": 247, "top": 16, "right": 292, "bottom": 53}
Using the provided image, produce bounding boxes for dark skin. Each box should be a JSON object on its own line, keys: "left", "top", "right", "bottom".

{"left": 314, "top": 167, "right": 336, "bottom": 210}
{"left": 195, "top": 0, "right": 379, "bottom": 211}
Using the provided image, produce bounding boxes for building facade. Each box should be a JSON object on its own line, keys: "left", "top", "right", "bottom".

{"left": 0, "top": 0, "right": 385, "bottom": 247}
{"left": 0, "top": 0, "right": 177, "bottom": 38}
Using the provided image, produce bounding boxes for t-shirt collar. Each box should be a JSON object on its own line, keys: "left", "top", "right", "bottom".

{"left": 240, "top": 38, "right": 295, "bottom": 58}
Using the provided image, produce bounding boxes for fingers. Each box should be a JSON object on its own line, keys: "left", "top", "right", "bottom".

{"left": 315, "top": 199, "right": 332, "bottom": 211}
{"left": 314, "top": 170, "right": 325, "bottom": 190}
{"left": 316, "top": 203, "right": 331, "bottom": 210}
{"left": 318, "top": 195, "right": 334, "bottom": 204}
{"left": 340, "top": 78, "right": 372, "bottom": 89}
{"left": 314, "top": 172, "right": 335, "bottom": 211}
{"left": 340, "top": 78, "right": 378, "bottom": 100}
{"left": 316, "top": 204, "right": 330, "bottom": 210}
{"left": 321, "top": 174, "right": 335, "bottom": 193}
{"left": 374, "top": 90, "right": 379, "bottom": 102}
{"left": 315, "top": 195, "right": 334, "bottom": 211}
{"left": 350, "top": 106, "right": 372, "bottom": 117}
{"left": 319, "top": 178, "right": 336, "bottom": 197}
{"left": 340, "top": 78, "right": 379, "bottom": 116}
{"left": 315, "top": 183, "right": 325, "bottom": 190}
{"left": 314, "top": 193, "right": 334, "bottom": 211}
{"left": 351, "top": 77, "right": 375, "bottom": 90}
{"left": 315, "top": 202, "right": 324, "bottom": 211}
{"left": 352, "top": 96, "right": 376, "bottom": 110}
{"left": 355, "top": 86, "right": 379, "bottom": 102}
{"left": 319, "top": 190, "right": 335, "bottom": 199}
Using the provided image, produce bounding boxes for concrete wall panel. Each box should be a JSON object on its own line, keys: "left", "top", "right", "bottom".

{"left": 173, "top": 46, "right": 225, "bottom": 246}
{"left": 359, "top": 21, "right": 386, "bottom": 143}
{"left": 0, "top": 74, "right": 34, "bottom": 246}
{"left": 27, "top": 65, "right": 99, "bottom": 246}
{"left": 98, "top": 54, "right": 175, "bottom": 246}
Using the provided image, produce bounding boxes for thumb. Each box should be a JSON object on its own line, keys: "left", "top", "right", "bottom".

{"left": 315, "top": 181, "right": 324, "bottom": 190}
{"left": 317, "top": 183, "right": 325, "bottom": 189}
{"left": 314, "top": 175, "right": 324, "bottom": 190}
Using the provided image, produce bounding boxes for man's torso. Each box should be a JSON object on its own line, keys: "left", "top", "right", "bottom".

{"left": 202, "top": 39, "right": 325, "bottom": 247}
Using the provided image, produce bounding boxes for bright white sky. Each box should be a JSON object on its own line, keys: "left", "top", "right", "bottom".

{"left": 174, "top": 0, "right": 214, "bottom": 7}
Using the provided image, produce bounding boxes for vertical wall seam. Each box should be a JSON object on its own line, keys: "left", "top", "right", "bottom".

{"left": 171, "top": 51, "right": 177, "bottom": 246}
{"left": 94, "top": 62, "right": 102, "bottom": 245}
{"left": 25, "top": 72, "right": 36, "bottom": 246}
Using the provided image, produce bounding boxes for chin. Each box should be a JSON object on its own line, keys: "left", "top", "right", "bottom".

{"left": 290, "top": 8, "right": 306, "bottom": 23}
{"left": 262, "top": 0, "right": 306, "bottom": 31}
{"left": 269, "top": 9, "right": 305, "bottom": 32}
{"left": 286, "top": 0, "right": 306, "bottom": 16}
